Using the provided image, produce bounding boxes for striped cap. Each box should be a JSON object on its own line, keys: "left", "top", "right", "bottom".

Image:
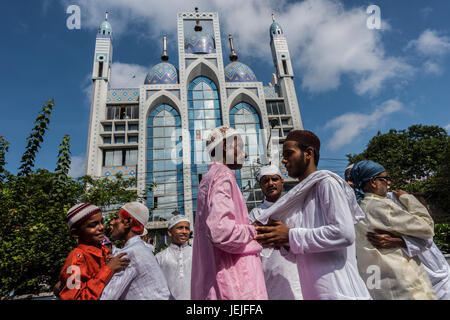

{"left": 66, "top": 203, "right": 101, "bottom": 228}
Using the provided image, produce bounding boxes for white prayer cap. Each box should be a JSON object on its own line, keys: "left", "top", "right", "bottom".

{"left": 257, "top": 164, "right": 282, "bottom": 182}
{"left": 168, "top": 215, "right": 190, "bottom": 230}
{"left": 121, "top": 202, "right": 149, "bottom": 227}
{"left": 206, "top": 126, "right": 240, "bottom": 158}
{"left": 140, "top": 228, "right": 148, "bottom": 237}
{"left": 345, "top": 164, "right": 354, "bottom": 171}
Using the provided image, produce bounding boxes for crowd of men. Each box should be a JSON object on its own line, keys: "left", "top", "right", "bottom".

{"left": 55, "top": 127, "right": 450, "bottom": 300}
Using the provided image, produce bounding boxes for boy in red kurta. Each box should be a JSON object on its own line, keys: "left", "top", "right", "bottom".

{"left": 57, "top": 203, "right": 130, "bottom": 300}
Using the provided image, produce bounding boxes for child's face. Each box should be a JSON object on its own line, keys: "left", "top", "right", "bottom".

{"left": 75, "top": 212, "right": 106, "bottom": 245}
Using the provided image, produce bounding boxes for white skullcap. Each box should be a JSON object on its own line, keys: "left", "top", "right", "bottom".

{"left": 168, "top": 215, "right": 190, "bottom": 230}
{"left": 140, "top": 228, "right": 148, "bottom": 237}
{"left": 257, "top": 164, "right": 282, "bottom": 182}
{"left": 345, "top": 164, "right": 354, "bottom": 171}
{"left": 206, "top": 126, "right": 240, "bottom": 158}
{"left": 121, "top": 202, "right": 149, "bottom": 227}
{"left": 66, "top": 203, "right": 101, "bottom": 228}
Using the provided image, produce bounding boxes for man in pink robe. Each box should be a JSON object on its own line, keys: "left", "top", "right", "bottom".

{"left": 191, "top": 126, "right": 268, "bottom": 300}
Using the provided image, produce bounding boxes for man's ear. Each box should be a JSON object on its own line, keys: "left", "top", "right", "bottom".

{"left": 305, "top": 146, "right": 314, "bottom": 159}
{"left": 122, "top": 217, "right": 133, "bottom": 229}
{"left": 167, "top": 228, "right": 173, "bottom": 237}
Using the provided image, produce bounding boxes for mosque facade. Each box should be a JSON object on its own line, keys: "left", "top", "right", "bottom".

{"left": 85, "top": 9, "right": 304, "bottom": 231}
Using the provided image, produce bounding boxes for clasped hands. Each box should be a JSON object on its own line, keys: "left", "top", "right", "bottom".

{"left": 253, "top": 219, "right": 290, "bottom": 249}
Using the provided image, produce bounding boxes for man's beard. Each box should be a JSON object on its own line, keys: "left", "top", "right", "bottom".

{"left": 289, "top": 152, "right": 308, "bottom": 179}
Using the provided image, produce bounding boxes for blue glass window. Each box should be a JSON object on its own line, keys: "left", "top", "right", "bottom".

{"left": 188, "top": 77, "right": 222, "bottom": 212}
{"left": 230, "top": 102, "right": 264, "bottom": 210}
{"left": 147, "top": 104, "right": 184, "bottom": 221}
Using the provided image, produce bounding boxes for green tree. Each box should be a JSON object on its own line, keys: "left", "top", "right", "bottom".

{"left": 0, "top": 99, "right": 143, "bottom": 298}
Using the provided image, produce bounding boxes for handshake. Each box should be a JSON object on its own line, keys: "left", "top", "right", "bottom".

{"left": 252, "top": 219, "right": 290, "bottom": 249}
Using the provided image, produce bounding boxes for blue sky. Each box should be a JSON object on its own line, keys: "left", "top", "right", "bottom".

{"left": 1, "top": 0, "right": 449, "bottom": 177}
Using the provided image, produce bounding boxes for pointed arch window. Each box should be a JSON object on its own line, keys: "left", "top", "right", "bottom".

{"left": 147, "top": 104, "right": 184, "bottom": 221}
{"left": 188, "top": 77, "right": 222, "bottom": 211}
{"left": 230, "top": 102, "right": 264, "bottom": 211}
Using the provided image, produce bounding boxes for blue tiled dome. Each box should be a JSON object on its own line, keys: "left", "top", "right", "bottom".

{"left": 224, "top": 62, "right": 257, "bottom": 82}
{"left": 145, "top": 62, "right": 178, "bottom": 85}
{"left": 270, "top": 22, "right": 283, "bottom": 37}
{"left": 185, "top": 31, "right": 216, "bottom": 54}
{"left": 98, "top": 21, "right": 112, "bottom": 37}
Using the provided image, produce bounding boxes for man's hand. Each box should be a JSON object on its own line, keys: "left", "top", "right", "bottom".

{"left": 255, "top": 219, "right": 290, "bottom": 248}
{"left": 367, "top": 229, "right": 406, "bottom": 249}
{"left": 392, "top": 190, "right": 408, "bottom": 198}
{"left": 106, "top": 252, "right": 130, "bottom": 273}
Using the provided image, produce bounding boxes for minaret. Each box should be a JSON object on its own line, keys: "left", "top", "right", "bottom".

{"left": 85, "top": 12, "right": 114, "bottom": 176}
{"left": 228, "top": 34, "right": 238, "bottom": 62}
{"left": 269, "top": 14, "right": 303, "bottom": 129}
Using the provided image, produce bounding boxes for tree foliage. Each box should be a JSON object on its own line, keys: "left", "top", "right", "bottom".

{"left": 0, "top": 99, "right": 141, "bottom": 298}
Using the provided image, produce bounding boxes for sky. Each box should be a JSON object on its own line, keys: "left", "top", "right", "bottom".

{"left": 0, "top": 0, "right": 449, "bottom": 178}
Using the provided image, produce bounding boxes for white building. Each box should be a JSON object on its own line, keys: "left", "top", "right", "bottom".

{"left": 85, "top": 9, "right": 304, "bottom": 235}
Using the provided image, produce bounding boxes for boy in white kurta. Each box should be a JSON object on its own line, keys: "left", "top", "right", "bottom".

{"left": 155, "top": 215, "right": 192, "bottom": 300}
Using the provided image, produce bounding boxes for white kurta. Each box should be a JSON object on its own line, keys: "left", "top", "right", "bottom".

{"left": 155, "top": 243, "right": 192, "bottom": 300}
{"left": 356, "top": 193, "right": 436, "bottom": 300}
{"left": 249, "top": 200, "right": 303, "bottom": 300}
{"left": 100, "top": 236, "right": 172, "bottom": 300}
{"left": 255, "top": 170, "right": 371, "bottom": 300}
{"left": 387, "top": 192, "right": 450, "bottom": 300}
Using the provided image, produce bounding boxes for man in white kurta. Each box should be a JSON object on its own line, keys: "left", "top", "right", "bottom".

{"left": 368, "top": 192, "right": 450, "bottom": 300}
{"left": 349, "top": 160, "right": 436, "bottom": 300}
{"left": 255, "top": 130, "right": 371, "bottom": 300}
{"left": 249, "top": 165, "right": 303, "bottom": 300}
{"left": 100, "top": 202, "right": 172, "bottom": 300}
{"left": 155, "top": 215, "right": 192, "bottom": 300}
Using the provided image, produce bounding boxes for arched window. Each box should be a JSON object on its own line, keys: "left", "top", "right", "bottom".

{"left": 188, "top": 77, "right": 222, "bottom": 211}
{"left": 230, "top": 102, "right": 264, "bottom": 211}
{"left": 147, "top": 104, "right": 183, "bottom": 221}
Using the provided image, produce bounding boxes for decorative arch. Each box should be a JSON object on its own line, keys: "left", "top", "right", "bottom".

{"left": 227, "top": 90, "right": 264, "bottom": 125}
{"left": 185, "top": 59, "right": 221, "bottom": 92}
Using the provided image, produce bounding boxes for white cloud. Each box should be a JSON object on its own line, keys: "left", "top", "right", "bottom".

{"left": 408, "top": 29, "right": 450, "bottom": 57}
{"left": 423, "top": 61, "right": 442, "bottom": 75}
{"left": 66, "top": 0, "right": 413, "bottom": 96}
{"left": 445, "top": 124, "right": 450, "bottom": 132}
{"left": 69, "top": 154, "right": 86, "bottom": 178}
{"left": 109, "top": 62, "right": 149, "bottom": 88}
{"left": 325, "top": 99, "right": 404, "bottom": 150}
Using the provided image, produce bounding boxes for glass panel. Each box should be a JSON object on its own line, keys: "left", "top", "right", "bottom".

{"left": 115, "top": 136, "right": 125, "bottom": 144}
{"left": 193, "top": 91, "right": 203, "bottom": 99}
{"left": 113, "top": 150, "right": 122, "bottom": 166}
{"left": 104, "top": 150, "right": 114, "bottom": 166}
{"left": 153, "top": 116, "right": 164, "bottom": 127}
{"left": 203, "top": 100, "right": 214, "bottom": 109}
{"left": 153, "top": 138, "right": 164, "bottom": 148}
{"left": 153, "top": 127, "right": 164, "bottom": 137}
{"left": 128, "top": 123, "right": 138, "bottom": 131}
{"left": 115, "top": 124, "right": 125, "bottom": 131}
{"left": 125, "top": 149, "right": 138, "bottom": 166}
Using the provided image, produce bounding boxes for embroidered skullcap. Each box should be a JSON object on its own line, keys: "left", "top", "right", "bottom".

{"left": 206, "top": 126, "right": 240, "bottom": 158}
{"left": 256, "top": 164, "right": 282, "bottom": 182}
{"left": 349, "top": 160, "right": 386, "bottom": 202}
{"left": 285, "top": 130, "right": 321, "bottom": 151}
{"left": 66, "top": 202, "right": 101, "bottom": 228}
{"left": 168, "top": 214, "right": 190, "bottom": 230}
{"left": 121, "top": 202, "right": 149, "bottom": 228}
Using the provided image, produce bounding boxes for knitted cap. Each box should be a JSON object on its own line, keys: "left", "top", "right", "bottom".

{"left": 66, "top": 203, "right": 101, "bottom": 228}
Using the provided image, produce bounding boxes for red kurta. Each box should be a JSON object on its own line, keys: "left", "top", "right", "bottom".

{"left": 59, "top": 242, "right": 114, "bottom": 300}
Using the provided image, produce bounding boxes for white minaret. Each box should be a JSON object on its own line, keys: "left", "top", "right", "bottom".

{"left": 269, "top": 14, "right": 303, "bottom": 129}
{"left": 85, "top": 12, "right": 113, "bottom": 176}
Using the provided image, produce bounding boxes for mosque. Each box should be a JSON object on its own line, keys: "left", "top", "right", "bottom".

{"left": 85, "top": 8, "right": 304, "bottom": 237}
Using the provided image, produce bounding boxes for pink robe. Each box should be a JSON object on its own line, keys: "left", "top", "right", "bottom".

{"left": 191, "top": 162, "right": 268, "bottom": 300}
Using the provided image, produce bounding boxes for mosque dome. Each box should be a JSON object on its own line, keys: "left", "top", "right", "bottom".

{"left": 224, "top": 61, "right": 257, "bottom": 82}
{"left": 144, "top": 62, "right": 178, "bottom": 85}
{"left": 98, "top": 20, "right": 112, "bottom": 37}
{"left": 184, "top": 30, "right": 216, "bottom": 54}
{"left": 270, "top": 21, "right": 283, "bottom": 37}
